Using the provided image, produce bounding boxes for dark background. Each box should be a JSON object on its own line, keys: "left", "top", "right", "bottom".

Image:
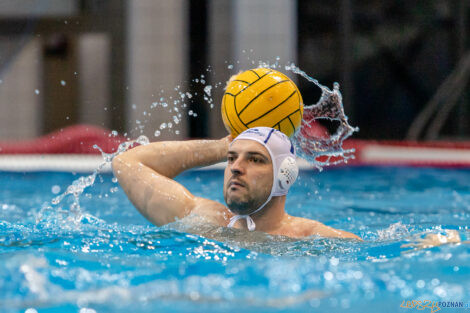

{"left": 0, "top": 0, "right": 468, "bottom": 141}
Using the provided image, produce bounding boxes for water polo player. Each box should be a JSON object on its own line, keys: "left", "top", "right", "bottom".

{"left": 112, "top": 126, "right": 359, "bottom": 239}
{"left": 112, "top": 68, "right": 360, "bottom": 239}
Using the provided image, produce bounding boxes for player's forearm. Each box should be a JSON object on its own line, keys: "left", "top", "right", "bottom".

{"left": 113, "top": 137, "right": 230, "bottom": 178}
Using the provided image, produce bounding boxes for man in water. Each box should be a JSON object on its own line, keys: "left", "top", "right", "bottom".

{"left": 112, "top": 127, "right": 360, "bottom": 239}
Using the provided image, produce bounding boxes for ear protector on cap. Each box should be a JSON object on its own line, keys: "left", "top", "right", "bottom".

{"left": 278, "top": 156, "right": 298, "bottom": 190}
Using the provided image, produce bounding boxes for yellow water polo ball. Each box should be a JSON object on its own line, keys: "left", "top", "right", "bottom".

{"left": 221, "top": 68, "right": 303, "bottom": 138}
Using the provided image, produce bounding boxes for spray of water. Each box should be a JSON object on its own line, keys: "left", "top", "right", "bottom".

{"left": 43, "top": 135, "right": 150, "bottom": 223}
{"left": 284, "top": 63, "right": 358, "bottom": 170}
{"left": 251, "top": 59, "right": 358, "bottom": 169}
{"left": 44, "top": 56, "right": 357, "bottom": 223}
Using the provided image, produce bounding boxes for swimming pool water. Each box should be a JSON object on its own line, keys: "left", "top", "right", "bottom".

{"left": 1, "top": 167, "right": 469, "bottom": 313}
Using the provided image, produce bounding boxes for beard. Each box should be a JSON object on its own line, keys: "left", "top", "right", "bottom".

{"left": 224, "top": 187, "right": 269, "bottom": 215}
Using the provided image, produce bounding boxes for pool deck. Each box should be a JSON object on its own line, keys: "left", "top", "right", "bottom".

{"left": 1, "top": 125, "right": 470, "bottom": 171}
{"left": 1, "top": 139, "right": 470, "bottom": 172}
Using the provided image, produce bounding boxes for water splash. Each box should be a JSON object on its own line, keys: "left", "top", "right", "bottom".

{"left": 47, "top": 135, "right": 150, "bottom": 219}
{"left": 46, "top": 59, "right": 357, "bottom": 221}
{"left": 238, "top": 59, "right": 358, "bottom": 169}
{"left": 376, "top": 222, "right": 411, "bottom": 241}
{"left": 135, "top": 55, "right": 356, "bottom": 166}
{"left": 284, "top": 63, "right": 358, "bottom": 170}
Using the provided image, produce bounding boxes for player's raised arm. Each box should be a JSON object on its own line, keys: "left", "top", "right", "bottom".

{"left": 112, "top": 136, "right": 231, "bottom": 226}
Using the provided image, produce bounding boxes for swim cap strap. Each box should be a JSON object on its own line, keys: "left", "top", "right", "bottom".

{"left": 228, "top": 214, "right": 256, "bottom": 231}
{"left": 227, "top": 194, "right": 272, "bottom": 231}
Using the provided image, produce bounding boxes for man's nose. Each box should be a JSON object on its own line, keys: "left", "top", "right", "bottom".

{"left": 230, "top": 158, "right": 245, "bottom": 174}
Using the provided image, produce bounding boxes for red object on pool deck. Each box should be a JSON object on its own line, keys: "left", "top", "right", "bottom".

{"left": 0, "top": 125, "right": 126, "bottom": 154}
{"left": 342, "top": 139, "right": 470, "bottom": 168}
{"left": 0, "top": 124, "right": 470, "bottom": 168}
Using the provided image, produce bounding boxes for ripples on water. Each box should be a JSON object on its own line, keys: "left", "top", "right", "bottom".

{"left": 1, "top": 169, "right": 469, "bottom": 313}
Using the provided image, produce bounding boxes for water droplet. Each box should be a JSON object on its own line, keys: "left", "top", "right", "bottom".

{"left": 227, "top": 65, "right": 233, "bottom": 69}
{"left": 34, "top": 89, "right": 40, "bottom": 95}
{"left": 51, "top": 185, "right": 61, "bottom": 194}
{"left": 109, "top": 187, "right": 119, "bottom": 193}
{"left": 132, "top": 104, "right": 137, "bottom": 110}
{"left": 154, "top": 130, "right": 161, "bottom": 137}
{"left": 60, "top": 80, "right": 66, "bottom": 86}
{"left": 188, "top": 110, "right": 194, "bottom": 116}
{"left": 175, "top": 130, "right": 180, "bottom": 135}
{"left": 186, "top": 92, "right": 192, "bottom": 99}
{"left": 159, "top": 123, "right": 167, "bottom": 129}
{"left": 136, "top": 135, "right": 149, "bottom": 145}
{"left": 204, "top": 85, "right": 212, "bottom": 97}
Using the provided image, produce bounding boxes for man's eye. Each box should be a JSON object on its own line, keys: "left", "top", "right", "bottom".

{"left": 250, "top": 157, "right": 260, "bottom": 163}
{"left": 227, "top": 156, "right": 235, "bottom": 163}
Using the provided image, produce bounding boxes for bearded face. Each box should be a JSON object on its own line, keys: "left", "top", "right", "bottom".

{"left": 223, "top": 140, "right": 273, "bottom": 215}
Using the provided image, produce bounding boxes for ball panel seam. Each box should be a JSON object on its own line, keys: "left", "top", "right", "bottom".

{"left": 231, "top": 79, "right": 250, "bottom": 85}
{"left": 273, "top": 108, "right": 302, "bottom": 128}
{"left": 249, "top": 69, "right": 261, "bottom": 78}
{"left": 238, "top": 80, "right": 289, "bottom": 116}
{"left": 244, "top": 90, "right": 297, "bottom": 125}
{"left": 235, "top": 70, "right": 273, "bottom": 97}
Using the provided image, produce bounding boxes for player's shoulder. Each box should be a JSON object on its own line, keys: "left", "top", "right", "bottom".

{"left": 289, "top": 216, "right": 361, "bottom": 240}
{"left": 288, "top": 216, "right": 324, "bottom": 236}
{"left": 191, "top": 196, "right": 231, "bottom": 226}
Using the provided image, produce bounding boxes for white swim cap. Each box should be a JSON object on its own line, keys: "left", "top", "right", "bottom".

{"left": 227, "top": 127, "right": 299, "bottom": 231}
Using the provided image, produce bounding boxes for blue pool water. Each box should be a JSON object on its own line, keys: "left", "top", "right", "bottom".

{"left": 1, "top": 167, "right": 469, "bottom": 313}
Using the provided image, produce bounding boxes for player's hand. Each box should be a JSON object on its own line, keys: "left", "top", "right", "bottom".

{"left": 223, "top": 134, "right": 233, "bottom": 145}
{"left": 401, "top": 230, "right": 461, "bottom": 250}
